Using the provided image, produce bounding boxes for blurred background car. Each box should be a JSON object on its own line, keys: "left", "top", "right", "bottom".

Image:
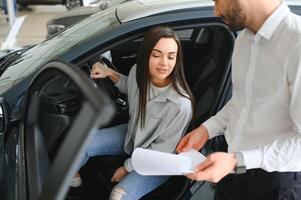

{"left": 46, "top": 0, "right": 127, "bottom": 37}
{"left": 17, "top": 0, "right": 83, "bottom": 10}
{"left": 46, "top": 6, "right": 99, "bottom": 37}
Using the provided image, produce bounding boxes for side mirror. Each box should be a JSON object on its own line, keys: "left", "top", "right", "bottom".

{"left": 0, "top": 97, "right": 9, "bottom": 134}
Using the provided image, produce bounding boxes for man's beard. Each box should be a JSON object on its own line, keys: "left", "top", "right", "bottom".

{"left": 222, "top": 3, "right": 246, "bottom": 31}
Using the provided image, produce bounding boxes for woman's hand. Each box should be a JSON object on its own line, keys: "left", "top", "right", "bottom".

{"left": 90, "top": 62, "right": 112, "bottom": 79}
{"left": 111, "top": 166, "right": 128, "bottom": 183}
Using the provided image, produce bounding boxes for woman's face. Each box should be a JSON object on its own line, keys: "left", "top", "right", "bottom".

{"left": 149, "top": 37, "right": 178, "bottom": 87}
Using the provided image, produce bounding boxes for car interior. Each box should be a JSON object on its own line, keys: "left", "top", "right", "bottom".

{"left": 24, "top": 23, "right": 235, "bottom": 200}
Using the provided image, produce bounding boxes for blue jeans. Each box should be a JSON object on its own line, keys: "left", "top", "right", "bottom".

{"left": 79, "top": 123, "right": 169, "bottom": 200}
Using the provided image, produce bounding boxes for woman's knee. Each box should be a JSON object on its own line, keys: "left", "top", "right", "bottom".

{"left": 109, "top": 186, "right": 127, "bottom": 200}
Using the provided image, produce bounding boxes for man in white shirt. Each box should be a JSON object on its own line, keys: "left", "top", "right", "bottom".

{"left": 176, "top": 0, "right": 301, "bottom": 199}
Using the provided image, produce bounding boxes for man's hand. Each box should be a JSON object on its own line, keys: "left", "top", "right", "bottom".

{"left": 176, "top": 125, "right": 209, "bottom": 153}
{"left": 111, "top": 167, "right": 128, "bottom": 183}
{"left": 90, "top": 62, "right": 111, "bottom": 79}
{"left": 185, "top": 152, "right": 237, "bottom": 183}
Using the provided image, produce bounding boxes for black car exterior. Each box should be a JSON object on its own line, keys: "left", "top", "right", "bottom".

{"left": 0, "top": 0, "right": 300, "bottom": 200}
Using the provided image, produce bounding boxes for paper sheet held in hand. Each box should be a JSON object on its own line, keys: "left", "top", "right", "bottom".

{"left": 132, "top": 148, "right": 206, "bottom": 176}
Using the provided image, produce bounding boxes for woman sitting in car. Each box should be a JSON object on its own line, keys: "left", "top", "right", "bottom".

{"left": 72, "top": 26, "right": 194, "bottom": 200}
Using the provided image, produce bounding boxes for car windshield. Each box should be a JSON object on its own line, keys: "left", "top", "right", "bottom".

{"left": 0, "top": 6, "right": 119, "bottom": 93}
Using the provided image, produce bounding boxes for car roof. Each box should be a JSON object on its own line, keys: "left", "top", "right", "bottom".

{"left": 116, "top": 0, "right": 214, "bottom": 23}
{"left": 115, "top": 0, "right": 301, "bottom": 23}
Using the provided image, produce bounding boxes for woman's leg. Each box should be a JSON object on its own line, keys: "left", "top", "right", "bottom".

{"left": 109, "top": 171, "right": 169, "bottom": 200}
{"left": 78, "top": 123, "right": 128, "bottom": 169}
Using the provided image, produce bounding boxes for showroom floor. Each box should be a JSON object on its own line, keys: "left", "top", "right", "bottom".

{"left": 0, "top": 5, "right": 66, "bottom": 49}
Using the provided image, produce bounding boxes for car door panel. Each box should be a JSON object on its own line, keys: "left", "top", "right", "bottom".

{"left": 23, "top": 61, "right": 115, "bottom": 200}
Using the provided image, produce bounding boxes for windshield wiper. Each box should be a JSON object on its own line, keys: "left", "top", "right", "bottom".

{"left": 0, "top": 46, "right": 33, "bottom": 74}
{"left": 0, "top": 51, "right": 22, "bottom": 71}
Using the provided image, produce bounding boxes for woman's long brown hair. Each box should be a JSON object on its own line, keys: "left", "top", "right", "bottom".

{"left": 136, "top": 26, "right": 195, "bottom": 128}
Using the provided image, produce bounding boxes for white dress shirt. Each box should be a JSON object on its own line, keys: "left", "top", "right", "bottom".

{"left": 203, "top": 2, "right": 301, "bottom": 172}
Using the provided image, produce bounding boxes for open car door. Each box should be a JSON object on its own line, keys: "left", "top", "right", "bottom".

{"left": 22, "top": 61, "right": 115, "bottom": 200}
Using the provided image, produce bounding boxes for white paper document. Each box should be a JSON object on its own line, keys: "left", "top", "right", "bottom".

{"left": 132, "top": 148, "right": 207, "bottom": 176}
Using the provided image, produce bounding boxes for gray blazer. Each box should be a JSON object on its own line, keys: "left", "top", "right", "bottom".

{"left": 115, "top": 65, "right": 192, "bottom": 172}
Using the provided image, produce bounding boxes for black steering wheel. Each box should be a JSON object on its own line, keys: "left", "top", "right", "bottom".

{"left": 93, "top": 56, "right": 128, "bottom": 109}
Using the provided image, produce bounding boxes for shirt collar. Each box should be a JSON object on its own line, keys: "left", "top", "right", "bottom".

{"left": 256, "top": 1, "right": 290, "bottom": 41}
{"left": 151, "top": 84, "right": 184, "bottom": 104}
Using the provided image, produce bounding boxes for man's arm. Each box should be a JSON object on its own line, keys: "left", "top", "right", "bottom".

{"left": 203, "top": 98, "right": 233, "bottom": 139}
{"left": 176, "top": 98, "right": 233, "bottom": 153}
{"left": 185, "top": 42, "right": 301, "bottom": 183}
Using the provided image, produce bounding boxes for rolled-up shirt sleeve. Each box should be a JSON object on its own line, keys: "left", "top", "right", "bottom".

{"left": 115, "top": 65, "right": 137, "bottom": 95}
{"left": 202, "top": 98, "right": 233, "bottom": 139}
{"left": 124, "top": 158, "right": 134, "bottom": 172}
{"left": 115, "top": 74, "right": 128, "bottom": 94}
